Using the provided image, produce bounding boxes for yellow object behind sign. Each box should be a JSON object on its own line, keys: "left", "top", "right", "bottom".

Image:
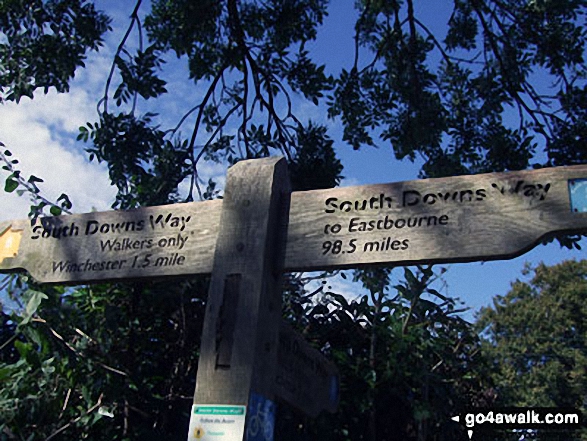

{"left": 0, "top": 226, "right": 22, "bottom": 259}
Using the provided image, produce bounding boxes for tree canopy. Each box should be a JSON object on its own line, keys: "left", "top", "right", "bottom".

{"left": 477, "top": 260, "right": 587, "bottom": 440}
{"left": 335, "top": 0, "right": 587, "bottom": 177}
{"left": 0, "top": 0, "right": 110, "bottom": 103}
{"left": 1, "top": 0, "right": 586, "bottom": 440}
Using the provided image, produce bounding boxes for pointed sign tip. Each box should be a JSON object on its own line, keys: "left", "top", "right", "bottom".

{"left": 451, "top": 415, "right": 460, "bottom": 423}
{"left": 468, "top": 429, "right": 473, "bottom": 439}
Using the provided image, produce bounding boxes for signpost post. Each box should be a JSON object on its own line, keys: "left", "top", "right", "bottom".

{"left": 2, "top": 159, "right": 587, "bottom": 440}
{"left": 189, "top": 156, "right": 290, "bottom": 441}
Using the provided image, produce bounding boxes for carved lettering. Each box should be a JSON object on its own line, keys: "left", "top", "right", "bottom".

{"left": 324, "top": 193, "right": 394, "bottom": 213}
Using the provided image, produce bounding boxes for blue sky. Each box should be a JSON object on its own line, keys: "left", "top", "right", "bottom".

{"left": 305, "top": 0, "right": 587, "bottom": 320}
{"left": 0, "top": 0, "right": 585, "bottom": 321}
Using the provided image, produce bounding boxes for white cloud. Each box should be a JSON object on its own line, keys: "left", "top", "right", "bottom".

{"left": 0, "top": 94, "right": 117, "bottom": 221}
{"left": 0, "top": 51, "right": 117, "bottom": 222}
{"left": 294, "top": 99, "right": 328, "bottom": 126}
{"left": 0, "top": 0, "right": 233, "bottom": 224}
{"left": 340, "top": 176, "right": 361, "bottom": 188}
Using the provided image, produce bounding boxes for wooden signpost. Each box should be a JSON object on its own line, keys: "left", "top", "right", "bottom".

{"left": 2, "top": 158, "right": 587, "bottom": 440}
{"left": 2, "top": 164, "right": 587, "bottom": 283}
{"left": 275, "top": 322, "right": 339, "bottom": 417}
{"left": 189, "top": 157, "right": 290, "bottom": 441}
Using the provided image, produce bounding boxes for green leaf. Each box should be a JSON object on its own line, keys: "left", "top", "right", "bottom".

{"left": 27, "top": 175, "right": 43, "bottom": 184}
{"left": 4, "top": 178, "right": 18, "bottom": 193}
{"left": 328, "top": 293, "right": 349, "bottom": 308}
{"left": 57, "top": 193, "right": 73, "bottom": 210}
{"left": 427, "top": 288, "right": 448, "bottom": 302}
{"left": 14, "top": 340, "right": 32, "bottom": 359}
{"left": 0, "top": 365, "right": 15, "bottom": 381}
{"left": 19, "top": 290, "right": 48, "bottom": 327}
{"left": 15, "top": 340, "right": 40, "bottom": 369}
{"left": 77, "top": 126, "right": 89, "bottom": 142}
{"left": 50, "top": 206, "right": 62, "bottom": 216}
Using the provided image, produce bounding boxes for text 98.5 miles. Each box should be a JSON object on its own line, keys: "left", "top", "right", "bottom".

{"left": 322, "top": 239, "right": 357, "bottom": 255}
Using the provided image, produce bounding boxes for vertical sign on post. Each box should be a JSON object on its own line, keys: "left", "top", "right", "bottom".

{"left": 188, "top": 157, "right": 290, "bottom": 441}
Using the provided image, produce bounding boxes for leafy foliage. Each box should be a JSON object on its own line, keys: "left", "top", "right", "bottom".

{"left": 289, "top": 123, "right": 343, "bottom": 191}
{"left": 0, "top": 0, "right": 111, "bottom": 103}
{"left": 476, "top": 260, "right": 587, "bottom": 440}
{"left": 548, "top": 85, "right": 587, "bottom": 166}
{"left": 80, "top": 112, "right": 190, "bottom": 209}
{"left": 0, "top": 144, "right": 72, "bottom": 220}
{"left": 278, "top": 267, "right": 493, "bottom": 440}
{"left": 329, "top": 0, "right": 587, "bottom": 178}
{"left": 1, "top": 275, "right": 209, "bottom": 440}
{"left": 0, "top": 0, "right": 109, "bottom": 217}
{"left": 1, "top": 1, "right": 587, "bottom": 440}
{"left": 113, "top": 45, "right": 167, "bottom": 107}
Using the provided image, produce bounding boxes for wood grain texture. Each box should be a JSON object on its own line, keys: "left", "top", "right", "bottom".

{"left": 0, "top": 201, "right": 221, "bottom": 283}
{"left": 193, "top": 156, "right": 290, "bottom": 406}
{"left": 1, "top": 164, "right": 587, "bottom": 283}
{"left": 285, "top": 164, "right": 587, "bottom": 271}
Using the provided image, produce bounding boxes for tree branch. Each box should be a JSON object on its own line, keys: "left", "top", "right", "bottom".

{"left": 98, "top": 0, "right": 142, "bottom": 114}
{"left": 46, "top": 394, "right": 104, "bottom": 441}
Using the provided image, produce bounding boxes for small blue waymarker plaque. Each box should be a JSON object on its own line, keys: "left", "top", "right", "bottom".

{"left": 246, "top": 393, "right": 275, "bottom": 441}
{"left": 569, "top": 179, "right": 587, "bottom": 212}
